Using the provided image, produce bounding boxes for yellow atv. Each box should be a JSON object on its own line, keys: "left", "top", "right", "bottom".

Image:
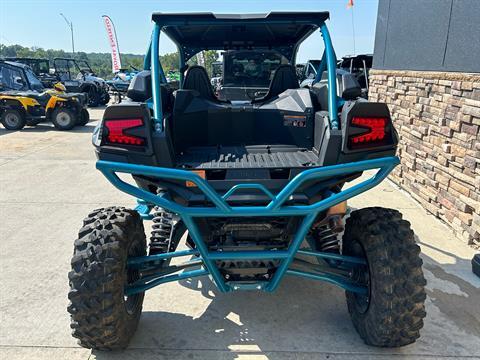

{"left": 0, "top": 61, "right": 89, "bottom": 130}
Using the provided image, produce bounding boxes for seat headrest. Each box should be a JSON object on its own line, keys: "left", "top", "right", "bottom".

{"left": 253, "top": 64, "right": 299, "bottom": 103}
{"left": 183, "top": 65, "right": 215, "bottom": 100}
{"left": 269, "top": 65, "right": 299, "bottom": 94}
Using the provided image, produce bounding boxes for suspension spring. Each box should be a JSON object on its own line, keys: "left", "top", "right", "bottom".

{"left": 149, "top": 207, "right": 175, "bottom": 255}
{"left": 314, "top": 215, "right": 344, "bottom": 253}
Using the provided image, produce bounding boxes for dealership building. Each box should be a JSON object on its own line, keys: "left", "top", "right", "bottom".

{"left": 369, "top": 0, "right": 480, "bottom": 245}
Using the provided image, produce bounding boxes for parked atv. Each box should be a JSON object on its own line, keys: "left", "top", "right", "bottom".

{"left": 68, "top": 12, "right": 426, "bottom": 350}
{"left": 52, "top": 58, "right": 110, "bottom": 107}
{"left": 4, "top": 57, "right": 58, "bottom": 88}
{"left": 0, "top": 61, "right": 89, "bottom": 130}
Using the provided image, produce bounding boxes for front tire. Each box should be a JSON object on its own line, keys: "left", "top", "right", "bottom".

{"left": 87, "top": 87, "right": 100, "bottom": 107}
{"left": 100, "top": 92, "right": 111, "bottom": 106}
{"left": 76, "top": 108, "right": 90, "bottom": 126}
{"left": 1, "top": 109, "right": 26, "bottom": 130}
{"left": 68, "top": 207, "right": 146, "bottom": 350}
{"left": 52, "top": 107, "right": 77, "bottom": 130}
{"left": 343, "top": 207, "right": 427, "bottom": 347}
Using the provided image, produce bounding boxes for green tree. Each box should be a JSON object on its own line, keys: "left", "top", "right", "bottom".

{"left": 187, "top": 50, "right": 219, "bottom": 76}
{"left": 1, "top": 44, "right": 219, "bottom": 80}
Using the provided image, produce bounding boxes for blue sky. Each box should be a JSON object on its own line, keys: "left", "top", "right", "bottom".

{"left": 0, "top": 0, "right": 379, "bottom": 62}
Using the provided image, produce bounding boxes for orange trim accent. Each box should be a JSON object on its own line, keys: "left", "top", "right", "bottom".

{"left": 186, "top": 170, "right": 206, "bottom": 187}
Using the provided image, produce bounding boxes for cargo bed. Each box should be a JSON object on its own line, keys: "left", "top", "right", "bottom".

{"left": 176, "top": 146, "right": 320, "bottom": 169}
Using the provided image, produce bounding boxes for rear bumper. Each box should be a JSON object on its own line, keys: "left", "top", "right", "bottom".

{"left": 97, "top": 156, "right": 399, "bottom": 217}
{"left": 97, "top": 156, "right": 399, "bottom": 293}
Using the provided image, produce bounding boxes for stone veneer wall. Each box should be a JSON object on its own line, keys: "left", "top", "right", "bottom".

{"left": 369, "top": 69, "right": 480, "bottom": 245}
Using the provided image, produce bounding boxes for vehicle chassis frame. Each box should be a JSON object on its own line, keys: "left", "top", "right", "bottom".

{"left": 97, "top": 156, "right": 399, "bottom": 296}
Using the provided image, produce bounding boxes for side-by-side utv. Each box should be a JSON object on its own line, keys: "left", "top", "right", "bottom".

{"left": 0, "top": 61, "right": 89, "bottom": 130}
{"left": 52, "top": 58, "right": 110, "bottom": 107}
{"left": 68, "top": 12, "right": 427, "bottom": 350}
{"left": 338, "top": 54, "right": 373, "bottom": 98}
{"left": 4, "top": 57, "right": 58, "bottom": 88}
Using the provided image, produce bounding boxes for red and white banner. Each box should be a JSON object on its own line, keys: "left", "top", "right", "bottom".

{"left": 102, "top": 15, "right": 122, "bottom": 73}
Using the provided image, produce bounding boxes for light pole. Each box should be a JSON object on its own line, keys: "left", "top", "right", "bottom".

{"left": 60, "top": 13, "right": 75, "bottom": 55}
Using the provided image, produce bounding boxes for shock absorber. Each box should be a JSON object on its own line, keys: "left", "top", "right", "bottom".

{"left": 314, "top": 215, "right": 343, "bottom": 253}
{"left": 149, "top": 207, "right": 175, "bottom": 255}
{"left": 313, "top": 200, "right": 347, "bottom": 253}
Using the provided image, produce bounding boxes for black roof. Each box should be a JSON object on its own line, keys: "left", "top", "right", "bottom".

{"left": 152, "top": 12, "right": 330, "bottom": 60}
{"left": 152, "top": 11, "right": 329, "bottom": 23}
{"left": 5, "top": 57, "right": 49, "bottom": 62}
{"left": 1, "top": 60, "right": 30, "bottom": 70}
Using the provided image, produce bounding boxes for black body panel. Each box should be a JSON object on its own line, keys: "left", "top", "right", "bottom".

{"left": 171, "top": 88, "right": 314, "bottom": 153}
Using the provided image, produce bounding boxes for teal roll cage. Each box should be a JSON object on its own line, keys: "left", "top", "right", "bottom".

{"left": 97, "top": 16, "right": 399, "bottom": 296}
{"left": 144, "top": 19, "right": 339, "bottom": 131}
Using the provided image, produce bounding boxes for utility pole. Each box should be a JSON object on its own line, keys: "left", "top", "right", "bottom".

{"left": 60, "top": 13, "right": 75, "bottom": 55}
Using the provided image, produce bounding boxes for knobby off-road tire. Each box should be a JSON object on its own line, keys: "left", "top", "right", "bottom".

{"left": 343, "top": 207, "right": 427, "bottom": 347}
{"left": 67, "top": 207, "right": 147, "bottom": 350}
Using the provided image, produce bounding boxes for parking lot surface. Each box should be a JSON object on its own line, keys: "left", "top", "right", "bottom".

{"left": 1, "top": 109, "right": 479, "bottom": 360}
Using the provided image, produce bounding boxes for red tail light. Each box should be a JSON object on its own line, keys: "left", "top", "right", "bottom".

{"left": 104, "top": 119, "right": 145, "bottom": 146}
{"left": 349, "top": 117, "right": 388, "bottom": 149}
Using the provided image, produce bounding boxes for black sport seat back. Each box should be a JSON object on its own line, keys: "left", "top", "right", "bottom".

{"left": 182, "top": 65, "right": 216, "bottom": 100}
{"left": 254, "top": 64, "right": 299, "bottom": 103}
{"left": 312, "top": 69, "right": 362, "bottom": 110}
{"left": 127, "top": 70, "right": 173, "bottom": 112}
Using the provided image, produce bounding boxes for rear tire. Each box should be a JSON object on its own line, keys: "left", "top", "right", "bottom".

{"left": 76, "top": 108, "right": 90, "bottom": 126}
{"left": 68, "top": 207, "right": 146, "bottom": 350}
{"left": 343, "top": 207, "right": 427, "bottom": 347}
{"left": 52, "top": 107, "right": 77, "bottom": 130}
{"left": 1, "top": 109, "right": 26, "bottom": 130}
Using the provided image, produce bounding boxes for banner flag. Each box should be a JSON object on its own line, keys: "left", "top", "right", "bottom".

{"left": 102, "top": 15, "right": 122, "bottom": 73}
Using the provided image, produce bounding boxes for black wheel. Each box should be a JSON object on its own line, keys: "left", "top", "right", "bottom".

{"left": 76, "top": 108, "right": 90, "bottom": 126}
{"left": 52, "top": 107, "right": 77, "bottom": 130}
{"left": 67, "top": 207, "right": 147, "bottom": 350}
{"left": 86, "top": 87, "right": 100, "bottom": 107}
{"left": 343, "top": 207, "right": 427, "bottom": 347}
{"left": 100, "top": 92, "right": 111, "bottom": 106}
{"left": 1, "top": 109, "right": 26, "bottom": 130}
